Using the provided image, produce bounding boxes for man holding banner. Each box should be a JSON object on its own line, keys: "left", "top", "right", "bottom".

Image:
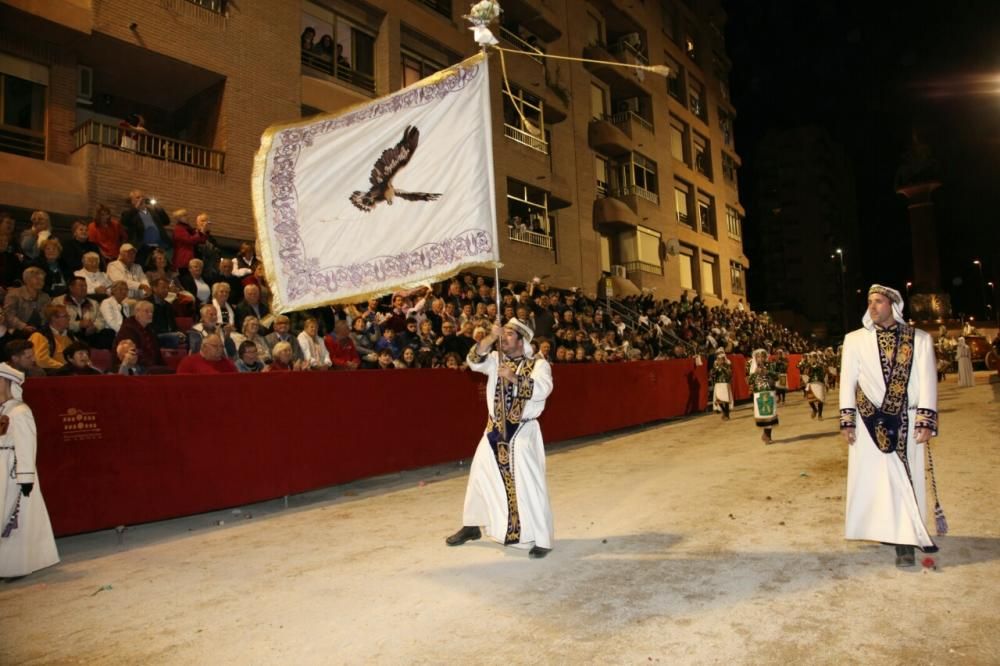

{"left": 446, "top": 318, "right": 555, "bottom": 559}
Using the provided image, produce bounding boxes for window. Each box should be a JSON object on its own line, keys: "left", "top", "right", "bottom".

{"left": 678, "top": 246, "right": 695, "bottom": 290}
{"left": 674, "top": 180, "right": 691, "bottom": 226}
{"left": 401, "top": 27, "right": 457, "bottom": 88}
{"left": 693, "top": 132, "right": 711, "bottom": 178}
{"left": 507, "top": 180, "right": 554, "bottom": 250}
{"left": 718, "top": 108, "right": 733, "bottom": 147}
{"left": 730, "top": 261, "right": 745, "bottom": 295}
{"left": 0, "top": 58, "right": 48, "bottom": 160}
{"left": 665, "top": 54, "right": 683, "bottom": 101}
{"left": 599, "top": 234, "right": 611, "bottom": 273}
{"left": 722, "top": 152, "right": 738, "bottom": 185}
{"left": 620, "top": 225, "right": 663, "bottom": 275}
{"left": 585, "top": 12, "right": 605, "bottom": 47}
{"left": 689, "top": 77, "right": 706, "bottom": 121}
{"left": 402, "top": 50, "right": 445, "bottom": 87}
{"left": 684, "top": 29, "right": 697, "bottom": 61}
{"left": 701, "top": 252, "right": 719, "bottom": 296}
{"left": 660, "top": 0, "right": 676, "bottom": 41}
{"left": 503, "top": 87, "right": 547, "bottom": 154}
{"left": 590, "top": 82, "right": 608, "bottom": 120}
{"left": 726, "top": 206, "right": 742, "bottom": 239}
{"left": 697, "top": 190, "right": 716, "bottom": 236}
{"left": 413, "top": 0, "right": 451, "bottom": 19}
{"left": 669, "top": 117, "right": 688, "bottom": 164}
{"left": 618, "top": 153, "right": 658, "bottom": 203}
{"left": 595, "top": 154, "right": 610, "bottom": 196}
{"left": 713, "top": 51, "right": 730, "bottom": 102}
{"left": 301, "top": 3, "right": 377, "bottom": 93}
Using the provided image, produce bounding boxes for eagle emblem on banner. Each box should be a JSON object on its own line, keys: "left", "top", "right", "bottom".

{"left": 349, "top": 126, "right": 443, "bottom": 212}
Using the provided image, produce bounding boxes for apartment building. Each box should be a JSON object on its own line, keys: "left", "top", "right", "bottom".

{"left": 0, "top": 0, "right": 746, "bottom": 302}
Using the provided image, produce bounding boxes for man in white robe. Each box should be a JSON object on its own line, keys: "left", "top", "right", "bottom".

{"left": 955, "top": 337, "right": 974, "bottom": 387}
{"left": 0, "top": 362, "right": 59, "bottom": 578}
{"left": 446, "top": 318, "right": 554, "bottom": 558}
{"left": 839, "top": 285, "right": 939, "bottom": 568}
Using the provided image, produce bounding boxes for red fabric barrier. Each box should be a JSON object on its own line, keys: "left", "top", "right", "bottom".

{"left": 26, "top": 358, "right": 709, "bottom": 536}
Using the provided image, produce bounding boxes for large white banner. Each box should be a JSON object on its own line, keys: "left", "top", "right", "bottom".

{"left": 252, "top": 52, "right": 498, "bottom": 313}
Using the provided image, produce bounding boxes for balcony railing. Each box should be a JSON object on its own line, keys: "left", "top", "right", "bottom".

{"left": 504, "top": 124, "right": 548, "bottom": 154}
{"left": 71, "top": 120, "right": 226, "bottom": 173}
{"left": 610, "top": 39, "right": 649, "bottom": 66}
{"left": 301, "top": 50, "right": 376, "bottom": 94}
{"left": 0, "top": 124, "right": 45, "bottom": 160}
{"left": 500, "top": 26, "right": 544, "bottom": 64}
{"left": 624, "top": 260, "right": 663, "bottom": 276}
{"left": 185, "top": 0, "right": 226, "bottom": 13}
{"left": 609, "top": 110, "right": 653, "bottom": 134}
{"left": 508, "top": 226, "right": 553, "bottom": 250}
{"left": 616, "top": 184, "right": 659, "bottom": 205}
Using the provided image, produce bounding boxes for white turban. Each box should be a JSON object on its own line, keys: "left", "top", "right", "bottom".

{"left": 862, "top": 284, "right": 906, "bottom": 330}
{"left": 0, "top": 362, "right": 25, "bottom": 400}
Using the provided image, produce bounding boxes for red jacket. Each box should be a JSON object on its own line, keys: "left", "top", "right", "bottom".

{"left": 172, "top": 221, "right": 206, "bottom": 271}
{"left": 176, "top": 354, "right": 237, "bottom": 374}
{"left": 324, "top": 335, "right": 360, "bottom": 369}
{"left": 113, "top": 317, "right": 164, "bottom": 369}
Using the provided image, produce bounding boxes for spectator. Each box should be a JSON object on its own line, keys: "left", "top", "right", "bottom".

{"left": 397, "top": 317, "right": 421, "bottom": 354}
{"left": 230, "top": 315, "right": 270, "bottom": 363}
{"left": 324, "top": 320, "right": 359, "bottom": 370}
{"left": 374, "top": 326, "right": 400, "bottom": 359}
{"left": 75, "top": 252, "right": 113, "bottom": 298}
{"left": 263, "top": 340, "right": 302, "bottom": 372}
{"left": 315, "top": 34, "right": 334, "bottom": 59}
{"left": 336, "top": 43, "right": 351, "bottom": 69}
{"left": 235, "top": 340, "right": 265, "bottom": 373}
{"left": 301, "top": 27, "right": 316, "bottom": 51}
{"left": 210, "top": 282, "right": 237, "bottom": 329}
{"left": 31, "top": 237, "right": 71, "bottom": 298}
{"left": 170, "top": 209, "right": 205, "bottom": 273}
{"left": 4, "top": 267, "right": 50, "bottom": 335}
{"left": 194, "top": 213, "right": 222, "bottom": 280}
{"left": 375, "top": 348, "right": 395, "bottom": 369}
{"left": 20, "top": 210, "right": 52, "bottom": 261}
{"left": 349, "top": 316, "right": 378, "bottom": 366}
{"left": 176, "top": 334, "right": 237, "bottom": 374}
{"left": 99, "top": 280, "right": 131, "bottom": 333}
{"left": 88, "top": 203, "right": 128, "bottom": 262}
{"left": 215, "top": 258, "right": 243, "bottom": 305}
{"left": 146, "top": 277, "right": 186, "bottom": 349}
{"left": 189, "top": 304, "right": 236, "bottom": 358}
{"left": 116, "top": 339, "right": 143, "bottom": 375}
{"left": 28, "top": 304, "right": 72, "bottom": 372}
{"left": 53, "top": 276, "right": 113, "bottom": 349}
{"left": 121, "top": 189, "right": 172, "bottom": 266}
{"left": 4, "top": 339, "right": 44, "bottom": 377}
{"left": 0, "top": 228, "right": 23, "bottom": 292}
{"left": 178, "top": 258, "right": 212, "bottom": 312}
{"left": 144, "top": 248, "right": 183, "bottom": 294}
{"left": 232, "top": 241, "right": 259, "bottom": 278}
{"left": 234, "top": 284, "right": 271, "bottom": 332}
{"left": 106, "top": 243, "right": 150, "bottom": 299}
{"left": 118, "top": 113, "right": 148, "bottom": 152}
{"left": 53, "top": 340, "right": 102, "bottom": 376}
{"left": 62, "top": 220, "right": 100, "bottom": 273}
{"left": 113, "top": 300, "right": 163, "bottom": 370}
{"left": 264, "top": 314, "right": 304, "bottom": 362}
{"left": 436, "top": 320, "right": 473, "bottom": 358}
{"left": 442, "top": 351, "right": 463, "bottom": 369}
{"left": 394, "top": 346, "right": 417, "bottom": 369}
{"left": 297, "top": 316, "right": 332, "bottom": 369}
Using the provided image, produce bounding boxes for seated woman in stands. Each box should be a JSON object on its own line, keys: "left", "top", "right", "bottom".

{"left": 230, "top": 315, "right": 271, "bottom": 364}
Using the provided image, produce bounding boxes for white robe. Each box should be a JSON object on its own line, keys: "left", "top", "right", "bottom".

{"left": 839, "top": 327, "right": 938, "bottom": 549}
{"left": 0, "top": 399, "right": 59, "bottom": 577}
{"left": 713, "top": 382, "right": 732, "bottom": 404}
{"left": 956, "top": 343, "right": 974, "bottom": 387}
{"left": 462, "top": 351, "right": 554, "bottom": 550}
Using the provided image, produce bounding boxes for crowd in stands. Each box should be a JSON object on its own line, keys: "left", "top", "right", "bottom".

{"left": 0, "top": 196, "right": 819, "bottom": 378}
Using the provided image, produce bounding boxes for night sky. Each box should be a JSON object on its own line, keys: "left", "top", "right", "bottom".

{"left": 724, "top": 0, "right": 1000, "bottom": 320}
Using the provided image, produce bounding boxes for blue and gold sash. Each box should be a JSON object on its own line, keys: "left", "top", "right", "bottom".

{"left": 855, "top": 324, "right": 915, "bottom": 454}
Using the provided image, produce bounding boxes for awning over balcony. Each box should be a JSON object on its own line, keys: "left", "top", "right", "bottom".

{"left": 593, "top": 195, "right": 638, "bottom": 232}
{"left": 588, "top": 117, "right": 632, "bottom": 157}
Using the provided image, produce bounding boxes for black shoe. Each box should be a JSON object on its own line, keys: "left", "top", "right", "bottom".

{"left": 894, "top": 545, "right": 915, "bottom": 568}
{"left": 445, "top": 526, "right": 481, "bottom": 546}
{"left": 528, "top": 546, "right": 551, "bottom": 559}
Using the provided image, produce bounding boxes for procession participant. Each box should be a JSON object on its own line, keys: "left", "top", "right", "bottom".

{"left": 747, "top": 348, "right": 779, "bottom": 444}
{"left": 446, "top": 318, "right": 554, "bottom": 559}
{"left": 803, "top": 351, "right": 827, "bottom": 420}
{"left": 0, "top": 363, "right": 59, "bottom": 578}
{"left": 955, "top": 337, "right": 974, "bottom": 388}
{"left": 709, "top": 348, "right": 733, "bottom": 421}
{"left": 770, "top": 348, "right": 789, "bottom": 404}
{"left": 839, "top": 285, "right": 942, "bottom": 568}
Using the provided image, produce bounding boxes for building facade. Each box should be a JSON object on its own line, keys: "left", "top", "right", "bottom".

{"left": 1, "top": 0, "right": 746, "bottom": 302}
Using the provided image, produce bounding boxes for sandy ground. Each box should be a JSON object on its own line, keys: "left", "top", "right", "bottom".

{"left": 2, "top": 373, "right": 998, "bottom": 665}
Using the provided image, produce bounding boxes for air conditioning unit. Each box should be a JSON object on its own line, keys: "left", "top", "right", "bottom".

{"left": 77, "top": 65, "right": 93, "bottom": 105}
{"left": 617, "top": 97, "right": 640, "bottom": 113}
{"left": 611, "top": 264, "right": 627, "bottom": 278}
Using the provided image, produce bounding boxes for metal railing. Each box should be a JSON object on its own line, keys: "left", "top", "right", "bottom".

{"left": 301, "top": 50, "right": 376, "bottom": 94}
{"left": 71, "top": 120, "right": 225, "bottom": 173}
{"left": 610, "top": 39, "right": 649, "bottom": 65}
{"left": 185, "top": 0, "right": 226, "bottom": 13}
{"left": 504, "top": 124, "right": 548, "bottom": 154}
{"left": 616, "top": 184, "right": 659, "bottom": 205}
{"left": 500, "top": 27, "right": 544, "bottom": 64}
{"left": 609, "top": 110, "right": 653, "bottom": 134}
{"left": 624, "top": 260, "right": 663, "bottom": 276}
{"left": 0, "top": 124, "right": 45, "bottom": 160}
{"left": 508, "top": 226, "right": 553, "bottom": 250}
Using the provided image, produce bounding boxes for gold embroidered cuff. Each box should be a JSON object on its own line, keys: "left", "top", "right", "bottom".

{"left": 914, "top": 408, "right": 938, "bottom": 436}
{"left": 839, "top": 408, "right": 856, "bottom": 429}
{"left": 467, "top": 347, "right": 489, "bottom": 365}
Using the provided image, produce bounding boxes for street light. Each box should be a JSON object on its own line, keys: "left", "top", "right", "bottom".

{"left": 973, "top": 259, "right": 987, "bottom": 320}
{"left": 834, "top": 248, "right": 847, "bottom": 335}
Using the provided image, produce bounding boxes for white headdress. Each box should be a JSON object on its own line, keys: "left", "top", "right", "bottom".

{"left": 0, "top": 362, "right": 25, "bottom": 400}
{"left": 748, "top": 348, "right": 768, "bottom": 374}
{"left": 862, "top": 284, "right": 906, "bottom": 330}
{"left": 503, "top": 318, "right": 534, "bottom": 358}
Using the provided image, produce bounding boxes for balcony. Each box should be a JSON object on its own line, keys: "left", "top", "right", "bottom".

{"left": 582, "top": 43, "right": 649, "bottom": 98}
{"left": 500, "top": 26, "right": 544, "bottom": 64}
{"left": 609, "top": 39, "right": 649, "bottom": 67}
{"left": 609, "top": 110, "right": 654, "bottom": 137}
{"left": 185, "top": 0, "right": 227, "bottom": 13}
{"left": 72, "top": 120, "right": 225, "bottom": 173}
{"left": 508, "top": 226, "right": 553, "bottom": 250}
{"left": 624, "top": 260, "right": 663, "bottom": 277}
{"left": 302, "top": 50, "right": 375, "bottom": 95}
{"left": 413, "top": 0, "right": 451, "bottom": 19}
{"left": 593, "top": 195, "right": 638, "bottom": 232}
{"left": 588, "top": 117, "right": 632, "bottom": 157}
{"left": 500, "top": 0, "right": 562, "bottom": 42}
{"left": 504, "top": 124, "right": 548, "bottom": 155}
{"left": 616, "top": 184, "right": 659, "bottom": 206}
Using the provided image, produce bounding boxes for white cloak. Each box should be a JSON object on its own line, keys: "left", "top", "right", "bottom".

{"left": 839, "top": 327, "right": 938, "bottom": 548}
{"left": 956, "top": 344, "right": 974, "bottom": 387}
{"left": 713, "top": 382, "right": 732, "bottom": 404}
{"left": 807, "top": 381, "right": 826, "bottom": 403}
{"left": 463, "top": 351, "right": 554, "bottom": 550}
{"left": 0, "top": 399, "right": 59, "bottom": 577}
